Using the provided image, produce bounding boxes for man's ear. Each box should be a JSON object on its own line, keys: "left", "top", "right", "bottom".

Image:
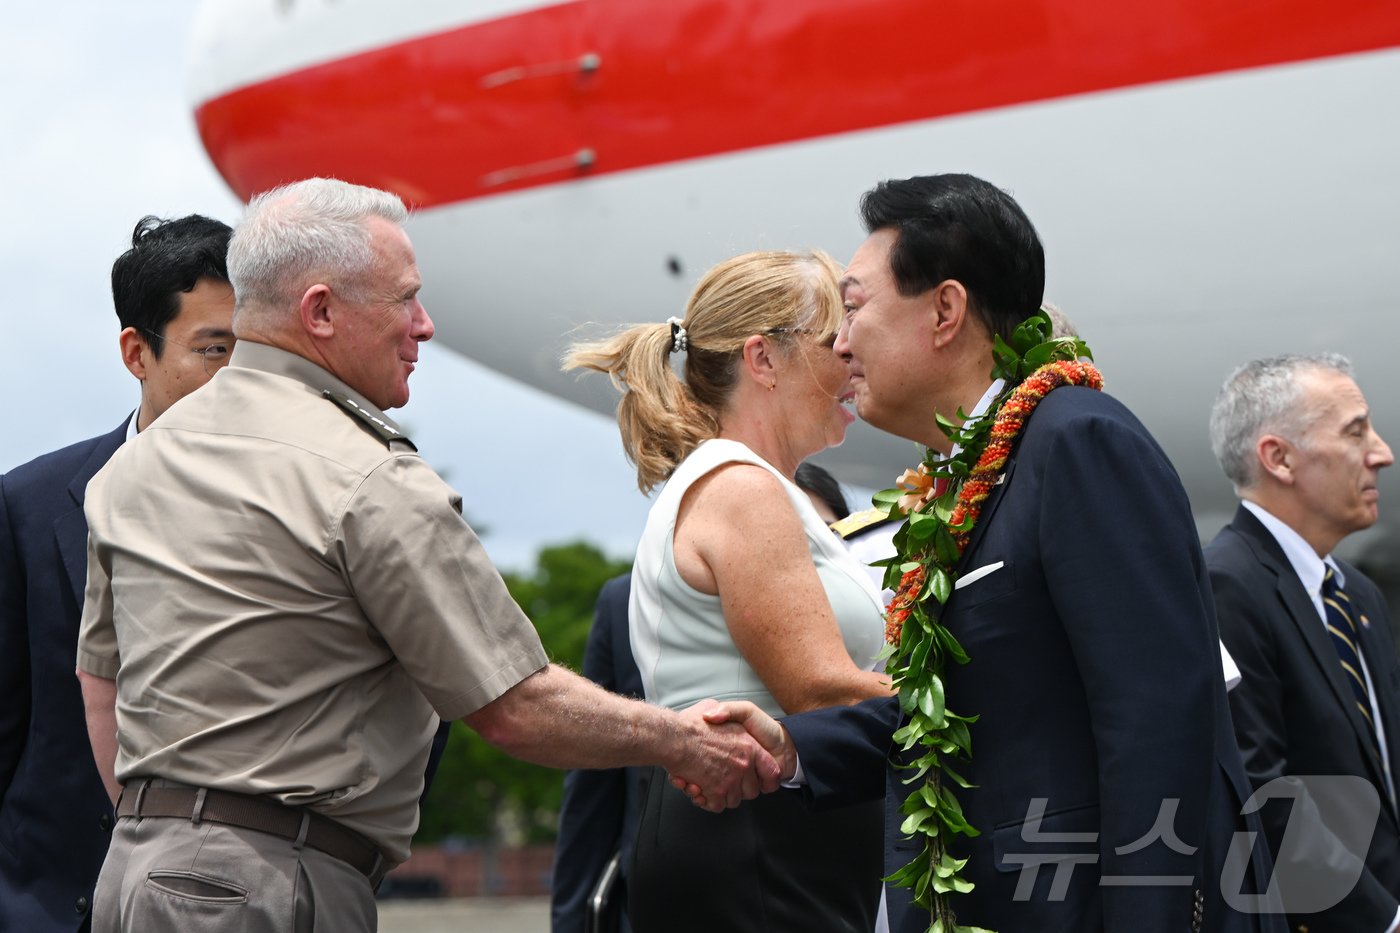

{"left": 299, "top": 284, "right": 334, "bottom": 339}
{"left": 928, "top": 279, "right": 972, "bottom": 350}
{"left": 740, "top": 333, "right": 779, "bottom": 389}
{"left": 1256, "top": 435, "right": 1295, "bottom": 485}
{"left": 118, "top": 327, "right": 148, "bottom": 381}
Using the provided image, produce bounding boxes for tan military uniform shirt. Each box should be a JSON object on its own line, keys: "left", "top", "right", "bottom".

{"left": 77, "top": 341, "right": 548, "bottom": 862}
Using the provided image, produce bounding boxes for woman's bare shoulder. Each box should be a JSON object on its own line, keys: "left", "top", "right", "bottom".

{"left": 682, "top": 461, "right": 792, "bottom": 522}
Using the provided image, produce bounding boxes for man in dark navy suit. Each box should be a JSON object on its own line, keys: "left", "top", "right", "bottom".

{"left": 551, "top": 573, "right": 644, "bottom": 933}
{"left": 700, "top": 174, "right": 1284, "bottom": 932}
{"left": 1206, "top": 354, "right": 1400, "bottom": 932}
{"left": 0, "top": 215, "right": 234, "bottom": 931}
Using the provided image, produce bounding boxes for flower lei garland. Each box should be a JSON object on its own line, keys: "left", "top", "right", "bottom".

{"left": 870, "top": 311, "right": 1102, "bottom": 933}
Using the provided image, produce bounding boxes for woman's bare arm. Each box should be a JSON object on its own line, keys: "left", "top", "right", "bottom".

{"left": 673, "top": 464, "right": 893, "bottom": 714}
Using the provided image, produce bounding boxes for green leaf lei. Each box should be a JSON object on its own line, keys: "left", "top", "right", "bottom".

{"left": 870, "top": 310, "right": 1095, "bottom": 933}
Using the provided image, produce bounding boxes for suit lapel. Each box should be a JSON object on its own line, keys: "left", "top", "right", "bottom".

{"left": 1233, "top": 508, "right": 1394, "bottom": 797}
{"left": 955, "top": 460, "right": 1015, "bottom": 575}
{"left": 56, "top": 420, "right": 128, "bottom": 605}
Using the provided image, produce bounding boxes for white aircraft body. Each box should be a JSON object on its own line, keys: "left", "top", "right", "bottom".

{"left": 187, "top": 0, "right": 1400, "bottom": 560}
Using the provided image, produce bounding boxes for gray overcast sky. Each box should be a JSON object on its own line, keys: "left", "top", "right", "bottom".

{"left": 0, "top": 2, "right": 659, "bottom": 570}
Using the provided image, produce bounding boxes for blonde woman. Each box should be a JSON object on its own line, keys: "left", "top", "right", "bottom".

{"left": 566, "top": 250, "right": 892, "bottom": 932}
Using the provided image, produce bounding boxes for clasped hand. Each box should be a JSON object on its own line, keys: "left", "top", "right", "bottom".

{"left": 667, "top": 699, "right": 796, "bottom": 812}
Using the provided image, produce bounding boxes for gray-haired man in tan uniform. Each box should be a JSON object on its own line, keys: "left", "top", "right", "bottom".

{"left": 75, "top": 178, "right": 778, "bottom": 933}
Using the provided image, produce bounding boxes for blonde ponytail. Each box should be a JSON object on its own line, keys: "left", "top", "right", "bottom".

{"left": 564, "top": 324, "right": 719, "bottom": 492}
{"left": 565, "top": 249, "right": 844, "bottom": 493}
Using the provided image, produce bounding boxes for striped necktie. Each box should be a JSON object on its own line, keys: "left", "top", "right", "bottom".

{"left": 1322, "top": 567, "right": 1381, "bottom": 760}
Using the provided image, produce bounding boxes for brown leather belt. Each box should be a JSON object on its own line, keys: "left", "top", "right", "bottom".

{"left": 116, "top": 780, "right": 388, "bottom": 887}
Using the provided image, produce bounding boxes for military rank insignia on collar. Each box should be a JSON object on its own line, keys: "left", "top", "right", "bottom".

{"left": 322, "top": 390, "right": 417, "bottom": 451}
{"left": 830, "top": 507, "right": 894, "bottom": 540}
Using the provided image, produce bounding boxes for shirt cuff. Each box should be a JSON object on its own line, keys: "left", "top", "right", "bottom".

{"left": 1220, "top": 640, "right": 1242, "bottom": 692}
{"left": 76, "top": 650, "right": 120, "bottom": 680}
{"left": 781, "top": 751, "right": 806, "bottom": 788}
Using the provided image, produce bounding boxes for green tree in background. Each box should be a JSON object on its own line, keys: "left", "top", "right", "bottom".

{"left": 416, "top": 541, "right": 632, "bottom": 846}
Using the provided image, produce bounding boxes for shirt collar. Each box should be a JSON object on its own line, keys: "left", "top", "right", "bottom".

{"left": 125, "top": 409, "right": 139, "bottom": 442}
{"left": 227, "top": 340, "right": 408, "bottom": 438}
{"left": 966, "top": 378, "right": 1006, "bottom": 423}
{"left": 1240, "top": 499, "right": 1344, "bottom": 593}
{"left": 948, "top": 379, "right": 1006, "bottom": 458}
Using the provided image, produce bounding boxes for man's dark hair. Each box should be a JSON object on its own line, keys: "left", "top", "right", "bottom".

{"left": 794, "top": 461, "right": 850, "bottom": 522}
{"left": 111, "top": 214, "right": 233, "bottom": 358}
{"left": 859, "top": 174, "right": 1044, "bottom": 344}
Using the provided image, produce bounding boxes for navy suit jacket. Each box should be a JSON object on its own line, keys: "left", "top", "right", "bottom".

{"left": 550, "top": 574, "right": 644, "bottom": 933}
{"left": 0, "top": 421, "right": 127, "bottom": 930}
{"left": 1208, "top": 505, "right": 1400, "bottom": 931}
{"left": 784, "top": 388, "right": 1285, "bottom": 933}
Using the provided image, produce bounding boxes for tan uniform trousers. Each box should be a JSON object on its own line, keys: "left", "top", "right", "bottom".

{"left": 93, "top": 815, "right": 377, "bottom": 933}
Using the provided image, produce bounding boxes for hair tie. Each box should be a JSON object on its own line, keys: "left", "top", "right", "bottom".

{"left": 667, "top": 316, "right": 689, "bottom": 354}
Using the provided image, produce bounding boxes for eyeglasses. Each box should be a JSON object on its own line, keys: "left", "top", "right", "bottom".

{"left": 142, "top": 329, "right": 235, "bottom": 376}
{"left": 767, "top": 327, "right": 836, "bottom": 348}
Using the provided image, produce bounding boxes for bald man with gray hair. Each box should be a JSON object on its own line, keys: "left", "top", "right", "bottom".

{"left": 1206, "top": 353, "right": 1400, "bottom": 932}
{"left": 77, "top": 177, "right": 779, "bottom": 933}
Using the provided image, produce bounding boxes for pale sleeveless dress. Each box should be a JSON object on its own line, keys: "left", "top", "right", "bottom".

{"left": 626, "top": 438, "right": 887, "bottom": 933}
{"left": 628, "top": 438, "right": 885, "bottom": 717}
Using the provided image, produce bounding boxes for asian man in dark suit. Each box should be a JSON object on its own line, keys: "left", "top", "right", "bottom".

{"left": 1206, "top": 354, "right": 1400, "bottom": 932}
{"left": 0, "top": 215, "right": 235, "bottom": 932}
{"left": 693, "top": 174, "right": 1284, "bottom": 932}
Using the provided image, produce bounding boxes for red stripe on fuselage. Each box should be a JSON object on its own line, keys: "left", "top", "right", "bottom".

{"left": 194, "top": 0, "right": 1400, "bottom": 207}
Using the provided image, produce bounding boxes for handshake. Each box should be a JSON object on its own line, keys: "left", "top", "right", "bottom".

{"left": 666, "top": 700, "right": 798, "bottom": 812}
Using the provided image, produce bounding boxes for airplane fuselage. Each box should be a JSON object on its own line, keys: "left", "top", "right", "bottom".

{"left": 188, "top": 0, "right": 1400, "bottom": 557}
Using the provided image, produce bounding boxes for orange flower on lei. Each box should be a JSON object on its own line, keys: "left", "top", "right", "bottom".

{"left": 884, "top": 565, "right": 926, "bottom": 643}
{"left": 894, "top": 464, "right": 942, "bottom": 513}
